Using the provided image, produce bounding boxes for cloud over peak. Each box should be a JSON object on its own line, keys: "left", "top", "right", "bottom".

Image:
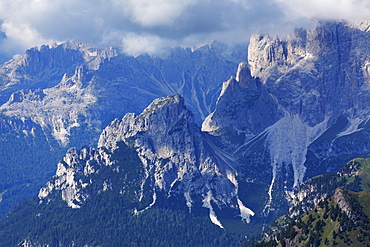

{"left": 0, "top": 0, "right": 369, "bottom": 60}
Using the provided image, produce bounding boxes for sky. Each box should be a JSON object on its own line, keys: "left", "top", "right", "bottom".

{"left": 0, "top": 0, "right": 369, "bottom": 60}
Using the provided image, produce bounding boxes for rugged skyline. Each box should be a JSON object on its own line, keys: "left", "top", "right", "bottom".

{"left": 0, "top": 0, "right": 369, "bottom": 61}
{"left": 0, "top": 12, "right": 370, "bottom": 245}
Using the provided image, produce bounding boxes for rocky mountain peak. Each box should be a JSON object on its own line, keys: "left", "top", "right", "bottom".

{"left": 206, "top": 19, "right": 370, "bottom": 148}
{"left": 0, "top": 41, "right": 245, "bottom": 223}
{"left": 235, "top": 62, "right": 257, "bottom": 89}
{"left": 58, "top": 65, "right": 91, "bottom": 89}
{"left": 98, "top": 94, "right": 195, "bottom": 150}
{"left": 200, "top": 20, "right": 370, "bottom": 220}
{"left": 202, "top": 61, "right": 277, "bottom": 140}
{"left": 40, "top": 95, "right": 255, "bottom": 228}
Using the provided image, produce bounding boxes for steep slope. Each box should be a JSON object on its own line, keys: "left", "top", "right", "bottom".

{"left": 202, "top": 20, "right": 370, "bottom": 224}
{"left": 97, "top": 95, "right": 254, "bottom": 226}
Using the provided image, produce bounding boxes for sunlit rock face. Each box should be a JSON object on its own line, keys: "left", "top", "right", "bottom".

{"left": 202, "top": 20, "right": 370, "bottom": 222}
{"left": 39, "top": 95, "right": 255, "bottom": 228}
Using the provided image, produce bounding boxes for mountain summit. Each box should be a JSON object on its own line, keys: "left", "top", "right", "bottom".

{"left": 201, "top": 20, "right": 370, "bottom": 223}
{"left": 39, "top": 94, "right": 254, "bottom": 229}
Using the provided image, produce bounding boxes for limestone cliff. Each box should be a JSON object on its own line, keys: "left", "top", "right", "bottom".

{"left": 202, "top": 20, "right": 370, "bottom": 221}
{"left": 39, "top": 95, "right": 255, "bottom": 228}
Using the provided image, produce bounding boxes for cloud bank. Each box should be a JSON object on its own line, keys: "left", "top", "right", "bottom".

{"left": 0, "top": 0, "right": 369, "bottom": 60}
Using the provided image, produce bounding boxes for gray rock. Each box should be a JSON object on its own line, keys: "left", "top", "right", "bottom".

{"left": 202, "top": 19, "right": 370, "bottom": 221}
{"left": 40, "top": 95, "right": 255, "bottom": 227}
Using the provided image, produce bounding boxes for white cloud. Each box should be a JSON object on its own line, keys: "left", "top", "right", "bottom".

{"left": 1, "top": 21, "right": 52, "bottom": 49}
{"left": 0, "top": 0, "right": 369, "bottom": 60}
{"left": 0, "top": 20, "right": 55, "bottom": 60}
{"left": 124, "top": 0, "right": 198, "bottom": 27}
{"left": 121, "top": 32, "right": 175, "bottom": 56}
{"left": 277, "top": 0, "right": 370, "bottom": 21}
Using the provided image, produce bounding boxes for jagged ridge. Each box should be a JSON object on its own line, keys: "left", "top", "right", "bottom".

{"left": 39, "top": 94, "right": 254, "bottom": 229}
{"left": 202, "top": 20, "right": 370, "bottom": 223}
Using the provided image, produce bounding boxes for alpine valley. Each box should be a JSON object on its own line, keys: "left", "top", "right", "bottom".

{"left": 1, "top": 19, "right": 370, "bottom": 247}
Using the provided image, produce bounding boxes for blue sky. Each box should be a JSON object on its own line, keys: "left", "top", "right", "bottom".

{"left": 0, "top": 0, "right": 369, "bottom": 59}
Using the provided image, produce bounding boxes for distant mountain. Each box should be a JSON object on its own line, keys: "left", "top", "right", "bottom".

{"left": 0, "top": 41, "right": 245, "bottom": 132}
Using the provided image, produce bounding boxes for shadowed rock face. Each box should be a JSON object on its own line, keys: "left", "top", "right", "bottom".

{"left": 202, "top": 20, "right": 370, "bottom": 222}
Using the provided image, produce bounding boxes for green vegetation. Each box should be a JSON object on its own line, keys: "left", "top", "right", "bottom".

{"left": 0, "top": 118, "right": 65, "bottom": 218}
{"left": 0, "top": 195, "right": 245, "bottom": 247}
{"left": 0, "top": 113, "right": 101, "bottom": 218}
{"left": 247, "top": 158, "right": 370, "bottom": 247}
{"left": 288, "top": 158, "right": 370, "bottom": 218}
{"left": 254, "top": 189, "right": 370, "bottom": 246}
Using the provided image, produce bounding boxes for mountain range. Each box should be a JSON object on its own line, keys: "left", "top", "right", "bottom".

{"left": 0, "top": 41, "right": 245, "bottom": 217}
{"left": 1, "top": 19, "right": 370, "bottom": 246}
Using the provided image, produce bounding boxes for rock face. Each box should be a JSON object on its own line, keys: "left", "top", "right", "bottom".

{"left": 39, "top": 147, "right": 116, "bottom": 208}
{"left": 39, "top": 95, "right": 254, "bottom": 227}
{"left": 333, "top": 187, "right": 359, "bottom": 221}
{"left": 202, "top": 20, "right": 370, "bottom": 221}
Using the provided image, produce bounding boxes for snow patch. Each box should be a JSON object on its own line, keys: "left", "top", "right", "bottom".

{"left": 226, "top": 170, "right": 238, "bottom": 187}
{"left": 184, "top": 191, "right": 193, "bottom": 212}
{"left": 202, "top": 190, "right": 224, "bottom": 228}
{"left": 135, "top": 190, "right": 157, "bottom": 215}
{"left": 263, "top": 163, "right": 276, "bottom": 215}
{"left": 263, "top": 113, "right": 328, "bottom": 213}
{"left": 226, "top": 171, "right": 255, "bottom": 223}
{"left": 238, "top": 199, "right": 255, "bottom": 223}
{"left": 266, "top": 114, "right": 328, "bottom": 188}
